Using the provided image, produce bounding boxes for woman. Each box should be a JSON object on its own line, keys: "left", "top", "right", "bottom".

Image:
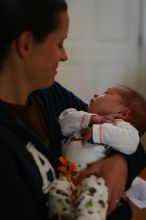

{"left": 0, "top": 0, "right": 145, "bottom": 219}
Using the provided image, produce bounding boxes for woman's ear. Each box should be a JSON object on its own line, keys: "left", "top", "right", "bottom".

{"left": 117, "top": 107, "right": 131, "bottom": 120}
{"left": 16, "top": 31, "right": 33, "bottom": 58}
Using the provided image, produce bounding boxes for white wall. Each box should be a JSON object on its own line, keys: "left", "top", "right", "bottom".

{"left": 141, "top": 0, "right": 146, "bottom": 147}
{"left": 57, "top": 0, "right": 142, "bottom": 102}
{"left": 56, "top": 0, "right": 146, "bottom": 148}
{"left": 143, "top": 0, "right": 146, "bottom": 97}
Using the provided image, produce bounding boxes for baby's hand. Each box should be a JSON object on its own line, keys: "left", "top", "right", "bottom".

{"left": 89, "top": 114, "right": 116, "bottom": 127}
{"left": 84, "top": 114, "right": 116, "bottom": 144}
{"left": 82, "top": 127, "right": 93, "bottom": 144}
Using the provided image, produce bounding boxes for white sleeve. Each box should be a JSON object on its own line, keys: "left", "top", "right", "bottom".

{"left": 92, "top": 120, "right": 139, "bottom": 154}
{"left": 59, "top": 108, "right": 94, "bottom": 137}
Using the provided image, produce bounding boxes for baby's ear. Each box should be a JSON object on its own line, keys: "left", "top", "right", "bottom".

{"left": 118, "top": 107, "right": 131, "bottom": 120}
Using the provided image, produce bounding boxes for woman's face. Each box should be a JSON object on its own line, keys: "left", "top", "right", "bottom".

{"left": 24, "top": 11, "right": 69, "bottom": 90}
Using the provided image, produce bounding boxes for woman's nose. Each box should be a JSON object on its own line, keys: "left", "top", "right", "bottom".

{"left": 61, "top": 48, "right": 68, "bottom": 61}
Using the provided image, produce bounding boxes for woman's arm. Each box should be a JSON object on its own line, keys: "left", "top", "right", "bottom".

{"left": 124, "top": 142, "right": 146, "bottom": 189}
{"left": 75, "top": 143, "right": 146, "bottom": 214}
{"left": 75, "top": 154, "right": 128, "bottom": 214}
{"left": 43, "top": 82, "right": 146, "bottom": 213}
{"left": 50, "top": 82, "right": 146, "bottom": 185}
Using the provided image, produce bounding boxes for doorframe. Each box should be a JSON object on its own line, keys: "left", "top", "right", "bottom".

{"left": 142, "top": 0, "right": 146, "bottom": 97}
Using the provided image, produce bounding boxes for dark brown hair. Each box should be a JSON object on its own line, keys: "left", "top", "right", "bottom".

{"left": 0, "top": 0, "right": 68, "bottom": 66}
{"left": 117, "top": 84, "right": 146, "bottom": 136}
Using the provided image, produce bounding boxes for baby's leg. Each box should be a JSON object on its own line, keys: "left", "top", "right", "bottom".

{"left": 74, "top": 175, "right": 108, "bottom": 220}
{"left": 48, "top": 175, "right": 76, "bottom": 219}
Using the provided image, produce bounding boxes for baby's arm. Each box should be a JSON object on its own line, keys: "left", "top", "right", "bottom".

{"left": 92, "top": 120, "right": 139, "bottom": 154}
{"left": 59, "top": 108, "right": 116, "bottom": 137}
{"left": 59, "top": 108, "right": 95, "bottom": 137}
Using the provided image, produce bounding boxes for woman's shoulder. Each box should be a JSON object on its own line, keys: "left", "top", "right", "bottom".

{"left": 34, "top": 81, "right": 87, "bottom": 112}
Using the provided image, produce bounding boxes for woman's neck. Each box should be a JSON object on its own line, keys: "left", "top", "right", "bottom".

{"left": 0, "top": 52, "right": 32, "bottom": 106}
{"left": 0, "top": 70, "right": 30, "bottom": 106}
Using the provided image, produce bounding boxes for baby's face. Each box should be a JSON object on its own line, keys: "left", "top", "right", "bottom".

{"left": 88, "top": 85, "right": 124, "bottom": 116}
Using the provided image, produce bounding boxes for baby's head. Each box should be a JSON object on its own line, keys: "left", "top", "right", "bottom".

{"left": 88, "top": 84, "right": 146, "bottom": 136}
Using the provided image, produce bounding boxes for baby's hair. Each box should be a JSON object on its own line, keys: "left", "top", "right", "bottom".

{"left": 117, "top": 84, "right": 146, "bottom": 136}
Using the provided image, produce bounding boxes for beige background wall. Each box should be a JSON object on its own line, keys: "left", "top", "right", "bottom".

{"left": 56, "top": 0, "right": 146, "bottom": 149}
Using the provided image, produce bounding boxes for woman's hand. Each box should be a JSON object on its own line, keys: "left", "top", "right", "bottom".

{"left": 75, "top": 154, "right": 128, "bottom": 214}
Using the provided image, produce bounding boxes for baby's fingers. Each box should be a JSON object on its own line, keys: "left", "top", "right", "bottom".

{"left": 82, "top": 127, "right": 92, "bottom": 144}
{"left": 103, "top": 114, "right": 117, "bottom": 124}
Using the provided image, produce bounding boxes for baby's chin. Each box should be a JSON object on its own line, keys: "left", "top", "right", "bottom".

{"left": 87, "top": 107, "right": 107, "bottom": 116}
{"left": 87, "top": 105, "right": 92, "bottom": 113}
{"left": 87, "top": 107, "right": 99, "bottom": 115}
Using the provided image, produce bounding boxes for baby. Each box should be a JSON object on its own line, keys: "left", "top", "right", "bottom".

{"left": 48, "top": 84, "right": 146, "bottom": 220}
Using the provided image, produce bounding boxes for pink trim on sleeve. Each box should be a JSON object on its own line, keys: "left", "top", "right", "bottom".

{"left": 99, "top": 124, "right": 102, "bottom": 143}
{"left": 80, "top": 114, "right": 86, "bottom": 129}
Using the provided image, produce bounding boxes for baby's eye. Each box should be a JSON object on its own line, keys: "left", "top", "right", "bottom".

{"left": 101, "top": 92, "right": 107, "bottom": 96}
{"left": 103, "top": 90, "right": 110, "bottom": 95}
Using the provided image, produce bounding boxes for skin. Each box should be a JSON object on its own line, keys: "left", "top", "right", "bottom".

{"left": 88, "top": 85, "right": 129, "bottom": 117}
{"left": 76, "top": 154, "right": 128, "bottom": 214}
{"left": 0, "top": 12, "right": 128, "bottom": 215}
{"left": 80, "top": 85, "right": 130, "bottom": 214}
{"left": 83, "top": 85, "right": 130, "bottom": 143}
{"left": 0, "top": 12, "right": 69, "bottom": 105}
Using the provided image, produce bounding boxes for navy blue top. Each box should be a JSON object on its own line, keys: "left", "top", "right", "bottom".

{"left": 0, "top": 81, "right": 145, "bottom": 219}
